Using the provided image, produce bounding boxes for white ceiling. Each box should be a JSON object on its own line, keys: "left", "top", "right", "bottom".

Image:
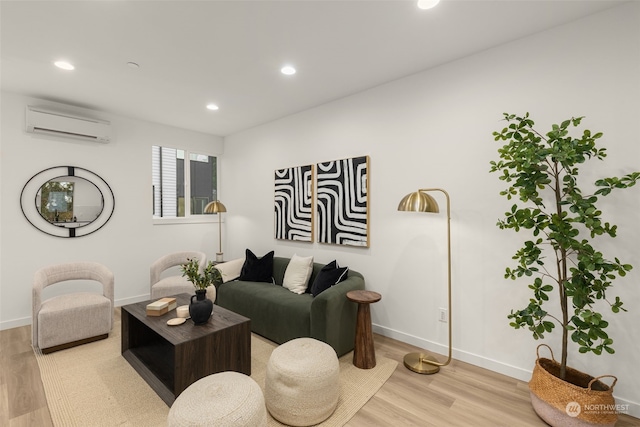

{"left": 1, "top": 1, "right": 624, "bottom": 137}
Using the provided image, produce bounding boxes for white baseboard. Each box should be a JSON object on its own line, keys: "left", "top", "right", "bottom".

{"left": 372, "top": 323, "right": 640, "bottom": 419}
{"left": 0, "top": 316, "right": 31, "bottom": 330}
{"left": 114, "top": 294, "right": 151, "bottom": 307}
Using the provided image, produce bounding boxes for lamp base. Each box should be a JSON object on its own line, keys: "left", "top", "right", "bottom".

{"left": 216, "top": 253, "right": 224, "bottom": 262}
{"left": 403, "top": 352, "right": 441, "bottom": 374}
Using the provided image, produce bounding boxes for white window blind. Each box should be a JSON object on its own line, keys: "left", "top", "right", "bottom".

{"left": 152, "top": 146, "right": 179, "bottom": 218}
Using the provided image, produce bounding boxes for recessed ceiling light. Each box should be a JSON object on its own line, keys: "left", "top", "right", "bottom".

{"left": 54, "top": 61, "right": 75, "bottom": 71}
{"left": 417, "top": 0, "right": 440, "bottom": 10}
{"left": 127, "top": 62, "right": 140, "bottom": 69}
{"left": 281, "top": 66, "right": 296, "bottom": 76}
{"left": 206, "top": 104, "right": 219, "bottom": 111}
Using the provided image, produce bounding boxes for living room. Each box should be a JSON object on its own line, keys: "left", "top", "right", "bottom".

{"left": 1, "top": 1, "right": 639, "bottom": 425}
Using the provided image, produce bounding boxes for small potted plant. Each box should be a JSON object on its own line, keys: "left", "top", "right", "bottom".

{"left": 181, "top": 258, "right": 223, "bottom": 324}
{"left": 491, "top": 113, "right": 638, "bottom": 426}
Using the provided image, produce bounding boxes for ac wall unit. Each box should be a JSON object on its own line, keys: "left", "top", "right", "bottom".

{"left": 26, "top": 106, "right": 111, "bottom": 143}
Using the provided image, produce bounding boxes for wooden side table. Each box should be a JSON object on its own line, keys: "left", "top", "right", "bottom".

{"left": 346, "top": 290, "right": 382, "bottom": 369}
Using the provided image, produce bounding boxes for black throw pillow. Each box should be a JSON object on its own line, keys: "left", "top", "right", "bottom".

{"left": 310, "top": 260, "right": 349, "bottom": 297}
{"left": 239, "top": 249, "right": 275, "bottom": 283}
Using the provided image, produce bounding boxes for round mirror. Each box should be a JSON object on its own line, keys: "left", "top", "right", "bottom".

{"left": 21, "top": 166, "right": 115, "bottom": 238}
{"left": 37, "top": 176, "right": 103, "bottom": 227}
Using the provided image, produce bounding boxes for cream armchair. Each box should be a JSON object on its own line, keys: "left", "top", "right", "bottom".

{"left": 150, "top": 251, "right": 215, "bottom": 301}
{"left": 32, "top": 261, "right": 114, "bottom": 353}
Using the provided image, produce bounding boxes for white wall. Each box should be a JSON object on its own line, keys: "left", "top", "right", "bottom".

{"left": 223, "top": 3, "right": 640, "bottom": 416}
{"left": 0, "top": 93, "right": 224, "bottom": 328}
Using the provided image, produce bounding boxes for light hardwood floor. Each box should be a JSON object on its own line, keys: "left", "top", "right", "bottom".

{"left": 1, "top": 319, "right": 638, "bottom": 427}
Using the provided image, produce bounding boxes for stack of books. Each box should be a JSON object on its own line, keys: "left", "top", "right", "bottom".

{"left": 146, "top": 297, "right": 177, "bottom": 316}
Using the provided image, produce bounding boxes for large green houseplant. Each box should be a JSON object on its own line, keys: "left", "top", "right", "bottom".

{"left": 490, "top": 113, "right": 638, "bottom": 425}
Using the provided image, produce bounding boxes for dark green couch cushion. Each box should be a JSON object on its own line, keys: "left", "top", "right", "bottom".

{"left": 215, "top": 281, "right": 312, "bottom": 344}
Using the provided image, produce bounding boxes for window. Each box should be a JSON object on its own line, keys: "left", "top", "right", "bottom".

{"left": 152, "top": 146, "right": 217, "bottom": 219}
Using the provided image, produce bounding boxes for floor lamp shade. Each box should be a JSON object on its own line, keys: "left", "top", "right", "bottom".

{"left": 398, "top": 190, "right": 439, "bottom": 213}
{"left": 398, "top": 188, "right": 452, "bottom": 374}
{"left": 204, "top": 200, "right": 227, "bottom": 262}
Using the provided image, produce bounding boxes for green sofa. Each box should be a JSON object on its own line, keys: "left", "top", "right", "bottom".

{"left": 214, "top": 257, "right": 365, "bottom": 357}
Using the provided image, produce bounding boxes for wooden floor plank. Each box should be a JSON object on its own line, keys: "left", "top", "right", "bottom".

{"left": 0, "top": 383, "right": 10, "bottom": 427}
{"left": 346, "top": 395, "right": 442, "bottom": 427}
{"left": 8, "top": 406, "right": 53, "bottom": 427}
{"left": 4, "top": 350, "right": 50, "bottom": 421}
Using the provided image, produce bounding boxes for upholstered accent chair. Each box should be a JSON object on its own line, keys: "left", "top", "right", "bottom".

{"left": 150, "top": 251, "right": 215, "bottom": 301}
{"left": 32, "top": 261, "right": 114, "bottom": 354}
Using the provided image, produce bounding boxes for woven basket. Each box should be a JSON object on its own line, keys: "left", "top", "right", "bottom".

{"left": 529, "top": 344, "right": 618, "bottom": 426}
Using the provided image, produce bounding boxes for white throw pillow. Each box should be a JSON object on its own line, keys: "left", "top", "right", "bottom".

{"left": 282, "top": 254, "right": 314, "bottom": 294}
{"left": 214, "top": 258, "right": 245, "bottom": 283}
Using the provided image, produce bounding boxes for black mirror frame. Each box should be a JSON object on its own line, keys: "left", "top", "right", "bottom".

{"left": 20, "top": 166, "right": 115, "bottom": 238}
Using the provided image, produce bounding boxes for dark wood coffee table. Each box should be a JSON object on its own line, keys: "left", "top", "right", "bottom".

{"left": 121, "top": 293, "right": 251, "bottom": 406}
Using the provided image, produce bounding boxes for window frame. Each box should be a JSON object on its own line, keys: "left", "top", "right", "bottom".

{"left": 152, "top": 145, "right": 220, "bottom": 225}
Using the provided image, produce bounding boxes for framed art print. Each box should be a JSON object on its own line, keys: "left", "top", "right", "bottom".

{"left": 274, "top": 164, "right": 314, "bottom": 241}
{"left": 316, "top": 155, "right": 369, "bottom": 247}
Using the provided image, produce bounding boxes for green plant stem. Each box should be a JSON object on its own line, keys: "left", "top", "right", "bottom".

{"left": 551, "top": 159, "right": 569, "bottom": 380}
{"left": 559, "top": 254, "right": 568, "bottom": 380}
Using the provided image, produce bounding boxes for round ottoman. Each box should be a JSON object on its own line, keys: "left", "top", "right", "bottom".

{"left": 167, "top": 371, "right": 267, "bottom": 427}
{"left": 265, "top": 338, "right": 340, "bottom": 426}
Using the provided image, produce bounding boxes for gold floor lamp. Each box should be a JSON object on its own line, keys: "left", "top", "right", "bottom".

{"left": 204, "top": 200, "right": 227, "bottom": 262}
{"left": 398, "top": 188, "right": 452, "bottom": 374}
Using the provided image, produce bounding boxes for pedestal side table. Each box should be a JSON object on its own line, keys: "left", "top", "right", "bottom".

{"left": 346, "top": 290, "right": 382, "bottom": 369}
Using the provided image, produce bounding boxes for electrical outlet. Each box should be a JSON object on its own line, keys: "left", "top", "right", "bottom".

{"left": 438, "top": 308, "right": 447, "bottom": 322}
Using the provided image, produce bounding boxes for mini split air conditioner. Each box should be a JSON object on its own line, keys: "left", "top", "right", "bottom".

{"left": 26, "top": 106, "right": 111, "bottom": 143}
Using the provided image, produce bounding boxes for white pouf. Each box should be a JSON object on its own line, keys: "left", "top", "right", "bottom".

{"left": 265, "top": 338, "right": 340, "bottom": 426}
{"left": 167, "top": 371, "right": 267, "bottom": 427}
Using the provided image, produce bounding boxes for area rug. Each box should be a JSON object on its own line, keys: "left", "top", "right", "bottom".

{"left": 34, "top": 317, "right": 397, "bottom": 427}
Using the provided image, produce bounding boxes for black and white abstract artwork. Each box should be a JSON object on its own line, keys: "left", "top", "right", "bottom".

{"left": 274, "top": 165, "right": 314, "bottom": 241}
{"left": 316, "top": 156, "right": 369, "bottom": 247}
